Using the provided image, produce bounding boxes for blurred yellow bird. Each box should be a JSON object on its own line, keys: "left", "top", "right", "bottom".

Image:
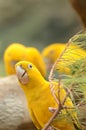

{"left": 15, "top": 61, "right": 81, "bottom": 130}
{"left": 4, "top": 43, "right": 26, "bottom": 75}
{"left": 42, "top": 43, "right": 86, "bottom": 75}
{"left": 25, "top": 47, "right": 46, "bottom": 77}
{"left": 4, "top": 43, "right": 46, "bottom": 77}
{"left": 42, "top": 43, "right": 65, "bottom": 69}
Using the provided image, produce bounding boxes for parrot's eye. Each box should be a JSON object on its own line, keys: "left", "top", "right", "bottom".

{"left": 28, "top": 64, "right": 33, "bottom": 69}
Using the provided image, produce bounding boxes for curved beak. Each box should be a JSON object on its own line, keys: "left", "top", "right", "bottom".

{"left": 15, "top": 66, "right": 29, "bottom": 85}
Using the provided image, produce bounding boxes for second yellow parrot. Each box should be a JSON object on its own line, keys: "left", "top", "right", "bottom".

{"left": 42, "top": 43, "right": 86, "bottom": 75}
{"left": 4, "top": 43, "right": 46, "bottom": 77}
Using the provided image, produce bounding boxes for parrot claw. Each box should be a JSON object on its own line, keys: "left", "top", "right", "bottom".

{"left": 48, "top": 107, "right": 57, "bottom": 113}
{"left": 47, "top": 126, "right": 54, "bottom": 130}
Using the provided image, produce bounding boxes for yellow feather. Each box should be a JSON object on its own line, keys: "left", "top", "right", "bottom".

{"left": 42, "top": 43, "right": 86, "bottom": 75}
{"left": 3, "top": 43, "right": 46, "bottom": 77}
{"left": 15, "top": 61, "right": 81, "bottom": 130}
{"left": 25, "top": 47, "right": 46, "bottom": 77}
{"left": 4, "top": 43, "right": 26, "bottom": 75}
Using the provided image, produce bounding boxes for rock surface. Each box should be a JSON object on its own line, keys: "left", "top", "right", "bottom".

{"left": 0, "top": 75, "right": 36, "bottom": 130}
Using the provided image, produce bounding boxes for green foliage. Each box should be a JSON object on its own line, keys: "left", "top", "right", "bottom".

{"left": 52, "top": 30, "right": 86, "bottom": 129}
{"left": 69, "top": 30, "right": 86, "bottom": 50}
{"left": 69, "top": 58, "right": 86, "bottom": 76}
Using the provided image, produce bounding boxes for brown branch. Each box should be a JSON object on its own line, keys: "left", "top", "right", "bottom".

{"left": 77, "top": 100, "right": 85, "bottom": 108}
{"left": 42, "top": 84, "right": 73, "bottom": 130}
{"left": 49, "top": 78, "right": 62, "bottom": 106}
{"left": 50, "top": 87, "right": 60, "bottom": 106}
{"left": 48, "top": 41, "right": 71, "bottom": 82}
{"left": 42, "top": 42, "right": 76, "bottom": 130}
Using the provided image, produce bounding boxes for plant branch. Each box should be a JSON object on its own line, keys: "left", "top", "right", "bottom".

{"left": 48, "top": 41, "right": 71, "bottom": 82}
{"left": 42, "top": 85, "right": 70, "bottom": 130}
{"left": 42, "top": 42, "right": 77, "bottom": 130}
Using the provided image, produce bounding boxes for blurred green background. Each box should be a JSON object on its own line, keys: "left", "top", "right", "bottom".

{"left": 0, "top": 0, "right": 83, "bottom": 76}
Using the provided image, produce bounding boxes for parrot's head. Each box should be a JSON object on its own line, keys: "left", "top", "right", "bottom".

{"left": 15, "top": 61, "right": 45, "bottom": 87}
{"left": 4, "top": 43, "right": 26, "bottom": 75}
{"left": 42, "top": 43, "right": 65, "bottom": 70}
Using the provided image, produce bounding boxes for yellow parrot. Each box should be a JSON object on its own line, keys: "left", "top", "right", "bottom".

{"left": 42, "top": 43, "right": 86, "bottom": 75}
{"left": 4, "top": 43, "right": 26, "bottom": 75}
{"left": 25, "top": 47, "right": 46, "bottom": 77}
{"left": 15, "top": 61, "right": 81, "bottom": 130}
{"left": 42, "top": 43, "right": 65, "bottom": 71}
{"left": 4, "top": 43, "right": 46, "bottom": 77}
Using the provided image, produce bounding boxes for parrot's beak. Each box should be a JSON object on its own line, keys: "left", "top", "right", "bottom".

{"left": 15, "top": 65, "right": 29, "bottom": 85}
